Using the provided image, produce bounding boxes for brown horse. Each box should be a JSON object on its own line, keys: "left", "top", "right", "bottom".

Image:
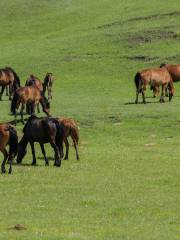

{"left": 57, "top": 117, "right": 79, "bottom": 160}
{"left": 160, "top": 63, "right": 180, "bottom": 82}
{"left": 25, "top": 74, "right": 43, "bottom": 91}
{"left": 0, "top": 123, "right": 18, "bottom": 174}
{"left": 25, "top": 75, "right": 43, "bottom": 114}
{"left": 134, "top": 67, "right": 174, "bottom": 103}
{"left": 43, "top": 73, "right": 54, "bottom": 100}
{"left": 0, "top": 67, "right": 20, "bottom": 100}
{"left": 11, "top": 86, "right": 50, "bottom": 125}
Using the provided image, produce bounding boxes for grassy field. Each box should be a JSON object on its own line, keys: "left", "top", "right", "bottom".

{"left": 0, "top": 0, "right": 180, "bottom": 239}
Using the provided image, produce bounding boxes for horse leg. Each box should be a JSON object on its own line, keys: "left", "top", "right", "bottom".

{"left": 1, "top": 148, "right": 8, "bottom": 174}
{"left": 50, "top": 140, "right": 61, "bottom": 167}
{"left": 73, "top": 139, "right": 79, "bottom": 160}
{"left": 40, "top": 143, "right": 49, "bottom": 166}
{"left": 9, "top": 84, "right": 13, "bottom": 100}
{"left": 0, "top": 85, "right": 5, "bottom": 101}
{"left": 30, "top": 141, "right": 36, "bottom": 165}
{"left": 142, "top": 90, "right": 146, "bottom": 104}
{"left": 7, "top": 154, "right": 13, "bottom": 174}
{"left": 160, "top": 85, "right": 165, "bottom": 103}
{"left": 64, "top": 138, "right": 69, "bottom": 160}
{"left": 135, "top": 91, "right": 139, "bottom": 104}
{"left": 48, "top": 87, "right": 52, "bottom": 100}
{"left": 6, "top": 86, "right": 8, "bottom": 96}
{"left": 20, "top": 104, "right": 25, "bottom": 124}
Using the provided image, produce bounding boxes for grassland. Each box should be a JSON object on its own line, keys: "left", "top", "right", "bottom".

{"left": 0, "top": 0, "right": 180, "bottom": 239}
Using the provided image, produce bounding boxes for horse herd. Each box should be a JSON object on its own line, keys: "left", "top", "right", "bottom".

{"left": 0, "top": 67, "right": 79, "bottom": 174}
{"left": 134, "top": 63, "right": 180, "bottom": 103}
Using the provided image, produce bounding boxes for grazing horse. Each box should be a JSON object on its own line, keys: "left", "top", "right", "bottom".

{"left": 0, "top": 67, "right": 20, "bottom": 100}
{"left": 11, "top": 86, "right": 50, "bottom": 125}
{"left": 16, "top": 115, "right": 64, "bottom": 167}
{"left": 43, "top": 73, "right": 54, "bottom": 100}
{"left": 134, "top": 67, "right": 174, "bottom": 103}
{"left": 57, "top": 117, "right": 79, "bottom": 160}
{"left": 0, "top": 123, "right": 18, "bottom": 174}
{"left": 160, "top": 63, "right": 180, "bottom": 82}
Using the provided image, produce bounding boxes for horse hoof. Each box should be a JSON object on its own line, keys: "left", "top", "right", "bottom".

{"left": 8, "top": 170, "right": 12, "bottom": 174}
{"left": 45, "top": 162, "right": 49, "bottom": 166}
{"left": 63, "top": 157, "right": 68, "bottom": 160}
{"left": 54, "top": 162, "right": 61, "bottom": 167}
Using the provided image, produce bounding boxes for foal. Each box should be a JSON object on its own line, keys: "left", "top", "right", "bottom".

{"left": 134, "top": 67, "right": 174, "bottom": 103}
{"left": 0, "top": 123, "right": 18, "bottom": 174}
{"left": 16, "top": 115, "right": 64, "bottom": 167}
{"left": 11, "top": 86, "right": 50, "bottom": 125}
{"left": 57, "top": 117, "right": 79, "bottom": 160}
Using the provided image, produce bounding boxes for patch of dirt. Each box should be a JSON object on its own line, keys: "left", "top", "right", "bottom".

{"left": 127, "top": 30, "right": 180, "bottom": 46}
{"left": 8, "top": 224, "right": 26, "bottom": 231}
{"left": 164, "top": 55, "right": 180, "bottom": 62}
{"left": 126, "top": 55, "right": 159, "bottom": 62}
{"left": 128, "top": 11, "right": 180, "bottom": 22}
{"left": 97, "top": 11, "right": 180, "bottom": 29}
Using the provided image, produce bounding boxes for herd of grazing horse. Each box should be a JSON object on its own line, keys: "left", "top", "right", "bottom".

{"left": 0, "top": 67, "right": 79, "bottom": 174}
{"left": 134, "top": 63, "right": 180, "bottom": 104}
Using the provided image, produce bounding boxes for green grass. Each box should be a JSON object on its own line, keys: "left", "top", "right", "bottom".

{"left": 0, "top": 0, "right": 180, "bottom": 239}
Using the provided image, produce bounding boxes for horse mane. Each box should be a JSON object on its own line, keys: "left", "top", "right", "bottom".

{"left": 5, "top": 67, "right": 20, "bottom": 86}
{"left": 160, "top": 63, "right": 166, "bottom": 68}
{"left": 22, "top": 115, "right": 37, "bottom": 133}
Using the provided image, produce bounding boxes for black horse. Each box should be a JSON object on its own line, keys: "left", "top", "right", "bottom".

{"left": 16, "top": 115, "right": 64, "bottom": 167}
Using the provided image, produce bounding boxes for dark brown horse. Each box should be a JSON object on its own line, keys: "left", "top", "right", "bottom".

{"left": 57, "top": 117, "right": 79, "bottom": 160}
{"left": 134, "top": 67, "right": 174, "bottom": 103}
{"left": 11, "top": 86, "right": 50, "bottom": 125}
{"left": 0, "top": 67, "right": 20, "bottom": 100}
{"left": 43, "top": 73, "right": 53, "bottom": 100}
{"left": 160, "top": 63, "right": 180, "bottom": 82}
{"left": 0, "top": 123, "right": 18, "bottom": 174}
{"left": 16, "top": 115, "right": 64, "bottom": 167}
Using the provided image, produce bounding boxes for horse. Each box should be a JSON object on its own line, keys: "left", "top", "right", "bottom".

{"left": 25, "top": 75, "right": 43, "bottom": 114}
{"left": 160, "top": 63, "right": 180, "bottom": 82}
{"left": 25, "top": 74, "right": 43, "bottom": 91}
{"left": 134, "top": 67, "right": 174, "bottom": 103}
{"left": 0, "top": 67, "right": 20, "bottom": 100}
{"left": 11, "top": 86, "right": 50, "bottom": 125}
{"left": 43, "top": 73, "right": 54, "bottom": 100}
{"left": 16, "top": 115, "right": 64, "bottom": 167}
{"left": 0, "top": 123, "right": 18, "bottom": 174}
{"left": 57, "top": 117, "right": 79, "bottom": 160}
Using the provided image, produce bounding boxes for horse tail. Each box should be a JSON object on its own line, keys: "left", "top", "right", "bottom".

{"left": 6, "top": 67, "right": 21, "bottom": 87}
{"left": 11, "top": 91, "right": 20, "bottom": 114}
{"left": 168, "top": 78, "right": 175, "bottom": 100}
{"left": 134, "top": 72, "right": 142, "bottom": 93}
{"left": 53, "top": 119, "right": 64, "bottom": 158}
{"left": 8, "top": 126, "right": 18, "bottom": 157}
{"left": 54, "top": 120, "right": 64, "bottom": 144}
{"left": 70, "top": 124, "right": 79, "bottom": 145}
